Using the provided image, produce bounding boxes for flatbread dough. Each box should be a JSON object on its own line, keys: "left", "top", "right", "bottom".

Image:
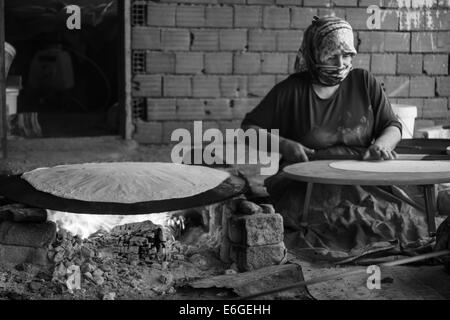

{"left": 329, "top": 160, "right": 450, "bottom": 173}
{"left": 21, "top": 162, "right": 230, "bottom": 203}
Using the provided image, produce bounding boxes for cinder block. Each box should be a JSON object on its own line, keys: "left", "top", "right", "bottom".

{"left": 147, "top": 99, "right": 177, "bottom": 120}
{"left": 277, "top": 74, "right": 289, "bottom": 84}
{"left": 371, "top": 54, "right": 396, "bottom": 74}
{"left": 231, "top": 242, "right": 286, "bottom": 271}
{"left": 423, "top": 98, "right": 448, "bottom": 118}
{"left": 409, "top": 76, "right": 435, "bottom": 97}
{"left": 358, "top": 0, "right": 383, "bottom": 6}
{"left": 437, "top": 11, "right": 450, "bottom": 30}
{"left": 147, "top": 4, "right": 176, "bottom": 27}
{"left": 220, "top": 76, "right": 248, "bottom": 98}
{"left": 263, "top": 7, "right": 290, "bottom": 29}
{"left": 438, "top": 0, "right": 450, "bottom": 8}
{"left": 192, "top": 76, "right": 221, "bottom": 97}
{"left": 132, "top": 27, "right": 160, "bottom": 50}
{"left": 247, "top": 0, "right": 275, "bottom": 4}
{"left": 146, "top": 52, "right": 175, "bottom": 74}
{"left": 232, "top": 98, "right": 262, "bottom": 118}
{"left": 176, "top": 99, "right": 206, "bottom": 120}
{"left": 219, "top": 120, "right": 243, "bottom": 131}
{"left": 352, "top": 54, "right": 371, "bottom": 70}
{"left": 134, "top": 120, "right": 163, "bottom": 144}
{"left": 248, "top": 30, "right": 277, "bottom": 51}
{"left": 411, "top": 32, "right": 439, "bottom": 52}
{"left": 437, "top": 77, "right": 450, "bottom": 96}
{"left": 191, "top": 29, "right": 219, "bottom": 51}
{"left": 162, "top": 29, "right": 190, "bottom": 51}
{"left": 291, "top": 8, "right": 318, "bottom": 29}
{"left": 228, "top": 213, "right": 284, "bottom": 246}
{"left": 288, "top": 53, "right": 298, "bottom": 73}
{"left": 206, "top": 6, "right": 233, "bottom": 27}
{"left": 424, "top": 54, "right": 449, "bottom": 75}
{"left": 332, "top": 0, "right": 358, "bottom": 6}
{"left": 235, "top": 6, "right": 262, "bottom": 28}
{"left": 176, "top": 5, "right": 205, "bottom": 27}
{"left": 276, "top": 0, "right": 303, "bottom": 4}
{"left": 346, "top": 8, "right": 370, "bottom": 30}
{"left": 378, "top": 9, "right": 399, "bottom": 31}
{"left": 358, "top": 31, "right": 385, "bottom": 52}
{"left": 0, "top": 221, "right": 56, "bottom": 248}
{"left": 261, "top": 53, "right": 289, "bottom": 74}
{"left": 399, "top": 10, "right": 425, "bottom": 31}
{"left": 219, "top": 29, "right": 247, "bottom": 51}
{"left": 163, "top": 75, "right": 191, "bottom": 97}
{"left": 384, "top": 76, "right": 410, "bottom": 97}
{"left": 163, "top": 121, "right": 194, "bottom": 143}
{"left": 175, "top": 52, "right": 204, "bottom": 74}
{"left": 248, "top": 75, "right": 276, "bottom": 96}
{"left": 277, "top": 30, "right": 303, "bottom": 52}
{"left": 384, "top": 32, "right": 410, "bottom": 52}
{"left": 318, "top": 8, "right": 346, "bottom": 19}
{"left": 204, "top": 99, "right": 233, "bottom": 120}
{"left": 205, "top": 52, "right": 233, "bottom": 74}
{"left": 304, "top": 0, "right": 330, "bottom": 5}
{"left": 132, "top": 75, "right": 162, "bottom": 97}
{"left": 437, "top": 31, "right": 450, "bottom": 52}
{"left": 219, "top": 0, "right": 245, "bottom": 3}
{"left": 234, "top": 53, "right": 261, "bottom": 75}
{"left": 397, "top": 54, "right": 422, "bottom": 75}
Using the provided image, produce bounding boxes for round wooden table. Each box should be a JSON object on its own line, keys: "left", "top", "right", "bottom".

{"left": 283, "top": 160, "right": 450, "bottom": 236}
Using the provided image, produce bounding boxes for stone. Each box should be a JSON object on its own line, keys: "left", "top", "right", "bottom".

{"left": 102, "top": 292, "right": 116, "bottom": 300}
{"left": 0, "top": 221, "right": 56, "bottom": 248}
{"left": 260, "top": 204, "right": 275, "bottom": 214}
{"left": 0, "top": 243, "right": 49, "bottom": 266}
{"left": 94, "top": 275, "right": 105, "bottom": 286}
{"left": 236, "top": 200, "right": 262, "bottom": 215}
{"left": 66, "top": 265, "right": 81, "bottom": 291}
{"left": 28, "top": 281, "right": 43, "bottom": 292}
{"left": 231, "top": 242, "right": 287, "bottom": 272}
{"left": 228, "top": 213, "right": 284, "bottom": 246}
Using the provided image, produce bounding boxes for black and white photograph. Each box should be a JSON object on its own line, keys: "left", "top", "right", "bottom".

{"left": 0, "top": 0, "right": 449, "bottom": 309}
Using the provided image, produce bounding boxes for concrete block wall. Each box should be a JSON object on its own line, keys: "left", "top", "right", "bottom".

{"left": 131, "top": 0, "right": 450, "bottom": 143}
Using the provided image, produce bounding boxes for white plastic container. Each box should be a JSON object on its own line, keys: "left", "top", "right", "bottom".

{"left": 6, "top": 88, "right": 19, "bottom": 115}
{"left": 391, "top": 104, "right": 417, "bottom": 139}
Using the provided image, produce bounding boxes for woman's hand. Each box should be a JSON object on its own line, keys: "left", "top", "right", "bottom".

{"left": 280, "top": 139, "right": 315, "bottom": 162}
{"left": 362, "top": 144, "right": 398, "bottom": 161}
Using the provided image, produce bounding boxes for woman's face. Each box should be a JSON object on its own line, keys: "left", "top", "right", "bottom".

{"left": 322, "top": 50, "right": 353, "bottom": 68}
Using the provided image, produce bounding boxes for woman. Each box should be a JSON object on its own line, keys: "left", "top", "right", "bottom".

{"left": 242, "top": 16, "right": 431, "bottom": 261}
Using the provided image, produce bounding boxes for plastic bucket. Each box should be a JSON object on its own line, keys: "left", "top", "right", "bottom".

{"left": 4, "top": 42, "right": 16, "bottom": 76}
{"left": 391, "top": 104, "right": 417, "bottom": 139}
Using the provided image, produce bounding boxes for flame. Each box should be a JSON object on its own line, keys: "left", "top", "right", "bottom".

{"left": 47, "top": 210, "right": 173, "bottom": 239}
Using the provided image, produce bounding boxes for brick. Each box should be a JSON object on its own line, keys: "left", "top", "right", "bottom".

{"left": 399, "top": 10, "right": 425, "bottom": 30}
{"left": 409, "top": 76, "right": 435, "bottom": 97}
{"left": 134, "top": 120, "right": 163, "bottom": 144}
{"left": 384, "top": 32, "right": 410, "bottom": 52}
{"left": 176, "top": 99, "right": 206, "bottom": 119}
{"left": 263, "top": 7, "right": 290, "bottom": 29}
{"left": 132, "top": 75, "right": 162, "bottom": 97}
{"left": 235, "top": 6, "right": 262, "bottom": 28}
{"left": 219, "top": 0, "right": 245, "bottom": 3}
{"left": 352, "top": 53, "right": 371, "bottom": 70}
{"left": 206, "top": 6, "right": 233, "bottom": 27}
{"left": 176, "top": 5, "right": 205, "bottom": 27}
{"left": 249, "top": 30, "right": 276, "bottom": 51}
{"left": 205, "top": 52, "right": 233, "bottom": 74}
{"left": 234, "top": 53, "right": 261, "bottom": 74}
{"left": 411, "top": 32, "right": 439, "bottom": 52}
{"left": 219, "top": 29, "right": 247, "bottom": 51}
{"left": 146, "top": 99, "right": 176, "bottom": 120}
{"left": 232, "top": 98, "right": 261, "bottom": 118}
{"left": 247, "top": 0, "right": 275, "bottom": 4}
{"left": 228, "top": 213, "right": 283, "bottom": 246}
{"left": 261, "top": 53, "right": 289, "bottom": 74}
{"left": 147, "top": 4, "right": 176, "bottom": 27}
{"left": 397, "top": 54, "right": 423, "bottom": 75}
{"left": 192, "top": 76, "right": 221, "bottom": 97}
{"left": 371, "top": 54, "right": 396, "bottom": 74}
{"left": 277, "top": 30, "right": 303, "bottom": 52}
{"left": 231, "top": 242, "right": 286, "bottom": 271}
{"left": 437, "top": 31, "right": 450, "bottom": 52}
{"left": 191, "top": 29, "right": 219, "bottom": 51}
{"left": 379, "top": 9, "right": 399, "bottom": 30}
{"left": 395, "top": 98, "right": 424, "bottom": 117}
{"left": 332, "top": 0, "right": 357, "bottom": 5}
{"left": 276, "top": 0, "right": 303, "bottom": 4}
{"left": 358, "top": 31, "right": 385, "bottom": 52}
{"left": 384, "top": 76, "right": 410, "bottom": 96}
{"left": 346, "top": 8, "right": 370, "bottom": 30}
{"left": 220, "top": 76, "right": 248, "bottom": 98}
{"left": 204, "top": 99, "right": 233, "bottom": 119}
{"left": 358, "top": 0, "right": 383, "bottom": 6}
{"left": 248, "top": 75, "right": 276, "bottom": 96}
{"left": 0, "top": 221, "right": 56, "bottom": 248}
{"left": 291, "top": 8, "right": 318, "bottom": 29}
{"left": 132, "top": 27, "right": 160, "bottom": 50}
{"left": 423, "top": 98, "right": 448, "bottom": 118}
{"left": 163, "top": 75, "right": 191, "bottom": 97}
{"left": 304, "top": 0, "right": 330, "bottom": 5}
{"left": 175, "top": 52, "right": 204, "bottom": 74}
{"left": 437, "top": 77, "right": 450, "bottom": 96}
{"left": 0, "top": 244, "right": 48, "bottom": 266}
{"left": 424, "top": 54, "right": 449, "bottom": 75}
{"left": 161, "top": 29, "right": 190, "bottom": 51}
{"left": 163, "top": 121, "right": 194, "bottom": 143}
{"left": 146, "top": 52, "right": 175, "bottom": 74}
{"left": 319, "top": 8, "right": 346, "bottom": 19}
{"left": 437, "top": 11, "right": 450, "bottom": 30}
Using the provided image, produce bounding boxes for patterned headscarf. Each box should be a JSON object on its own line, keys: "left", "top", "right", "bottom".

{"left": 295, "top": 16, "right": 357, "bottom": 86}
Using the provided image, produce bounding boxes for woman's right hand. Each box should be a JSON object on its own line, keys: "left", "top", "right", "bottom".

{"left": 280, "top": 139, "right": 315, "bottom": 162}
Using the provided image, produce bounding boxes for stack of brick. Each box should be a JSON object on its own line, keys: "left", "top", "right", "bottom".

{"left": 220, "top": 199, "right": 286, "bottom": 271}
{"left": 130, "top": 0, "right": 450, "bottom": 144}
{"left": 0, "top": 199, "right": 56, "bottom": 266}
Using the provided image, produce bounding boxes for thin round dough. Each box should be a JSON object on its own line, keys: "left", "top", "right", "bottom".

{"left": 329, "top": 160, "right": 450, "bottom": 173}
{"left": 21, "top": 162, "right": 230, "bottom": 203}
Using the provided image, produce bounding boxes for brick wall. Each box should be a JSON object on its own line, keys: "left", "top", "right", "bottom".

{"left": 130, "top": 0, "right": 450, "bottom": 144}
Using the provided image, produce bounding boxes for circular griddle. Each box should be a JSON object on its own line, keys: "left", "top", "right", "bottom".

{"left": 0, "top": 173, "right": 247, "bottom": 214}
